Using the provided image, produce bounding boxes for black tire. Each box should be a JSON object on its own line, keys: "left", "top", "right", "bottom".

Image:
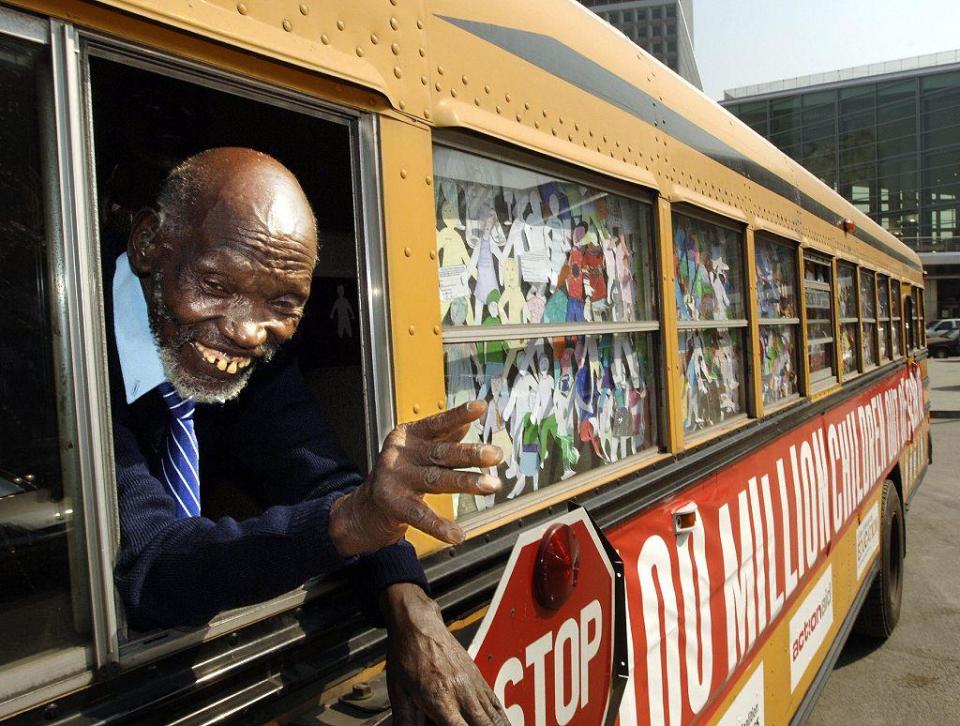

{"left": 933, "top": 347, "right": 948, "bottom": 359}
{"left": 855, "top": 480, "right": 905, "bottom": 639}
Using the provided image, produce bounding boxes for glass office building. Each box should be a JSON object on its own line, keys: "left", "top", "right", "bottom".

{"left": 721, "top": 50, "right": 960, "bottom": 321}
{"left": 578, "top": 0, "right": 702, "bottom": 89}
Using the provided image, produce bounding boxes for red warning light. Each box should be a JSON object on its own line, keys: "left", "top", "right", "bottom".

{"left": 533, "top": 523, "right": 581, "bottom": 610}
{"left": 840, "top": 218, "right": 856, "bottom": 234}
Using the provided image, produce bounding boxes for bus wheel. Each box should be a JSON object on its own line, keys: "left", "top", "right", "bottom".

{"left": 855, "top": 481, "right": 904, "bottom": 639}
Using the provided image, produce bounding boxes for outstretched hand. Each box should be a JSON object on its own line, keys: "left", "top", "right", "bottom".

{"left": 329, "top": 401, "right": 503, "bottom": 557}
{"left": 383, "top": 584, "right": 509, "bottom": 726}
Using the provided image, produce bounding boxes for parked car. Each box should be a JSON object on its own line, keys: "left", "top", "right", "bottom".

{"left": 926, "top": 318, "right": 960, "bottom": 338}
{"left": 928, "top": 328, "right": 960, "bottom": 358}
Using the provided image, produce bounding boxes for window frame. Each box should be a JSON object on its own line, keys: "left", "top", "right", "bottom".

{"left": 755, "top": 233, "right": 802, "bottom": 411}
{"left": 433, "top": 131, "right": 666, "bottom": 521}
{"left": 803, "top": 250, "right": 839, "bottom": 392}
{"left": 859, "top": 267, "right": 879, "bottom": 371}
{"left": 671, "top": 204, "right": 751, "bottom": 441}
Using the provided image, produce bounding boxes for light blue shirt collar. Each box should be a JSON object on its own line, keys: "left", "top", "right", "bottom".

{"left": 113, "top": 253, "right": 167, "bottom": 404}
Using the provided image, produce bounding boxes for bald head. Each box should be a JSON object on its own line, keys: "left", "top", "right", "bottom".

{"left": 128, "top": 148, "right": 318, "bottom": 403}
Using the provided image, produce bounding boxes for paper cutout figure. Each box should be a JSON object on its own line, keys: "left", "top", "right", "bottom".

{"left": 498, "top": 258, "right": 528, "bottom": 325}
{"left": 329, "top": 284, "right": 355, "bottom": 338}
{"left": 436, "top": 196, "right": 472, "bottom": 322}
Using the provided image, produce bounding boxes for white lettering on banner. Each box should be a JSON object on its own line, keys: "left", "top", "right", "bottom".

{"left": 789, "top": 566, "right": 834, "bottom": 691}
{"left": 619, "top": 369, "right": 925, "bottom": 723}
{"left": 717, "top": 664, "right": 765, "bottom": 726}
{"left": 493, "top": 601, "right": 605, "bottom": 726}
{"left": 856, "top": 503, "right": 880, "bottom": 580}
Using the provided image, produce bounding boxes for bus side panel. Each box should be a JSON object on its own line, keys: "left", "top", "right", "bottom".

{"left": 608, "top": 365, "right": 925, "bottom": 725}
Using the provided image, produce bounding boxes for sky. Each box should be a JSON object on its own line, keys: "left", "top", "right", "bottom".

{"left": 695, "top": 0, "right": 960, "bottom": 100}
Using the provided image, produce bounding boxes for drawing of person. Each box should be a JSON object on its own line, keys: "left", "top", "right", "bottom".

{"left": 329, "top": 284, "right": 355, "bottom": 338}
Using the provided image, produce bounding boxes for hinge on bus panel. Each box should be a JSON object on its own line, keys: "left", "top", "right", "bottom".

{"left": 294, "top": 672, "right": 391, "bottom": 726}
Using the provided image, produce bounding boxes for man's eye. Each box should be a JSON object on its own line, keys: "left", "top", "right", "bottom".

{"left": 203, "top": 278, "right": 229, "bottom": 295}
{"left": 272, "top": 298, "right": 302, "bottom": 315}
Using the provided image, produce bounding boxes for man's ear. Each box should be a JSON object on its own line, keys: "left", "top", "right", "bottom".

{"left": 128, "top": 209, "right": 162, "bottom": 276}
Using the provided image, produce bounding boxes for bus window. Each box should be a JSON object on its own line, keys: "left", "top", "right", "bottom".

{"left": 891, "top": 279, "right": 903, "bottom": 356}
{"left": 837, "top": 261, "right": 859, "bottom": 376}
{"left": 860, "top": 269, "right": 878, "bottom": 369}
{"left": 433, "top": 146, "right": 660, "bottom": 517}
{"left": 87, "top": 58, "right": 374, "bottom": 636}
{"left": 755, "top": 235, "right": 800, "bottom": 406}
{"left": 803, "top": 252, "right": 837, "bottom": 388}
{"left": 672, "top": 211, "right": 746, "bottom": 435}
{"left": 877, "top": 275, "right": 891, "bottom": 362}
{"left": 0, "top": 33, "right": 90, "bottom": 671}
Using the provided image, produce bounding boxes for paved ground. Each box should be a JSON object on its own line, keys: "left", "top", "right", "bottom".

{"left": 809, "top": 372, "right": 960, "bottom": 725}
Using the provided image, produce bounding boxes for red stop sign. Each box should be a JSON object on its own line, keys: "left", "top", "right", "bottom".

{"left": 469, "top": 507, "right": 626, "bottom": 726}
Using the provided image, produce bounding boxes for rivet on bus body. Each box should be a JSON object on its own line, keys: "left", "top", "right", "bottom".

{"left": 516, "top": 112, "right": 522, "bottom": 121}
{"left": 391, "top": 17, "right": 400, "bottom": 30}
{"left": 370, "top": 33, "right": 379, "bottom": 44}
{"left": 437, "top": 400, "right": 444, "bottom": 410}
{"left": 424, "top": 109, "right": 431, "bottom": 119}
{"left": 419, "top": 48, "right": 426, "bottom": 57}
{"left": 390, "top": 0, "right": 398, "bottom": 5}
{"left": 505, "top": 92, "right": 511, "bottom": 102}
{"left": 534, "top": 121, "right": 540, "bottom": 129}
{"left": 551, "top": 128, "right": 557, "bottom": 136}
{"left": 299, "top": 4, "right": 309, "bottom": 15}
{"left": 558, "top": 115, "right": 564, "bottom": 124}
{"left": 462, "top": 75, "right": 469, "bottom": 85}
{"left": 524, "top": 102, "right": 530, "bottom": 110}
{"left": 435, "top": 82, "right": 442, "bottom": 92}
{"left": 404, "top": 247, "right": 412, "bottom": 257}
{"left": 394, "top": 67, "right": 402, "bottom": 78}
{"left": 437, "top": 65, "right": 444, "bottom": 75}
{"left": 356, "top": 47, "right": 364, "bottom": 57}
{"left": 420, "top": 75, "right": 428, "bottom": 85}
{"left": 391, "top": 42, "right": 400, "bottom": 55}
{"left": 474, "top": 97, "right": 480, "bottom": 106}
{"left": 429, "top": 250, "right": 436, "bottom": 260}
{"left": 496, "top": 105, "right": 502, "bottom": 114}
{"left": 568, "top": 134, "right": 573, "bottom": 141}
{"left": 425, "top": 176, "right": 432, "bottom": 185}
{"left": 398, "top": 100, "right": 406, "bottom": 109}
{"left": 542, "top": 109, "right": 548, "bottom": 117}
{"left": 400, "top": 168, "right": 408, "bottom": 179}
{"left": 417, "top": 18, "right": 424, "bottom": 29}
{"left": 451, "top": 88, "right": 458, "bottom": 98}
{"left": 337, "top": 19, "right": 345, "bottom": 30}
{"left": 236, "top": 2, "right": 248, "bottom": 14}
{"left": 413, "top": 404, "right": 421, "bottom": 414}
{"left": 320, "top": 33, "right": 329, "bottom": 44}
{"left": 484, "top": 85, "right": 491, "bottom": 94}
{"left": 282, "top": 19, "right": 292, "bottom": 32}
{"left": 408, "top": 325, "right": 416, "bottom": 335}
{"left": 433, "top": 325, "right": 440, "bottom": 335}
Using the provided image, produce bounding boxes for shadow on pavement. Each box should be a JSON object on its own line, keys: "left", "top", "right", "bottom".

{"left": 834, "top": 632, "right": 885, "bottom": 669}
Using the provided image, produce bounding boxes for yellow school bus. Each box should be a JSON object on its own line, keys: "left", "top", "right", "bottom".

{"left": 0, "top": 0, "right": 930, "bottom": 723}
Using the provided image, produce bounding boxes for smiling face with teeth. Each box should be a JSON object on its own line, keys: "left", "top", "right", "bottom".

{"left": 128, "top": 148, "right": 316, "bottom": 404}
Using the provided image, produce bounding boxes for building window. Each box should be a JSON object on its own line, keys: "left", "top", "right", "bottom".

{"left": 837, "top": 261, "right": 859, "bottom": 376}
{"left": 673, "top": 211, "right": 746, "bottom": 435}
{"left": 891, "top": 279, "right": 902, "bottom": 357}
{"left": 860, "top": 269, "right": 878, "bottom": 368}
{"left": 877, "top": 275, "right": 891, "bottom": 362}
{"left": 804, "top": 253, "right": 837, "bottom": 388}
{"left": 433, "top": 146, "right": 660, "bottom": 517}
{"left": 756, "top": 236, "right": 800, "bottom": 406}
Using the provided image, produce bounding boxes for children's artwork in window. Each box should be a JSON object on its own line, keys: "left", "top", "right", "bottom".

{"left": 445, "top": 333, "right": 658, "bottom": 519}
{"left": 891, "top": 280, "right": 902, "bottom": 317}
{"left": 862, "top": 323, "right": 877, "bottom": 367}
{"left": 878, "top": 322, "right": 890, "bottom": 361}
{"left": 678, "top": 329, "right": 744, "bottom": 434}
{"left": 878, "top": 276, "right": 890, "bottom": 319}
{"left": 755, "top": 238, "right": 797, "bottom": 318}
{"left": 804, "top": 255, "right": 836, "bottom": 385}
{"left": 672, "top": 214, "right": 744, "bottom": 321}
{"left": 860, "top": 270, "right": 876, "bottom": 319}
{"left": 840, "top": 323, "right": 858, "bottom": 375}
{"left": 760, "top": 325, "right": 798, "bottom": 405}
{"left": 891, "top": 321, "right": 901, "bottom": 357}
{"left": 838, "top": 263, "right": 857, "bottom": 319}
{"left": 433, "top": 147, "right": 657, "bottom": 327}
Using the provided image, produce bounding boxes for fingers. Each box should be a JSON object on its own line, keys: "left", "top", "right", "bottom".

{"left": 416, "top": 466, "right": 502, "bottom": 496}
{"left": 401, "top": 496, "right": 465, "bottom": 545}
{"left": 413, "top": 440, "right": 504, "bottom": 469}
{"left": 407, "top": 400, "right": 487, "bottom": 439}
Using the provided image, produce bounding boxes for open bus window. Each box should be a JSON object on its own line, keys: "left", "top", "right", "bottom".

{"left": 88, "top": 58, "right": 370, "bottom": 634}
{"left": 891, "top": 279, "right": 903, "bottom": 357}
{"left": 755, "top": 235, "right": 800, "bottom": 406}
{"left": 433, "top": 146, "right": 660, "bottom": 519}
{"left": 672, "top": 212, "right": 746, "bottom": 435}
{"left": 878, "top": 275, "right": 891, "bottom": 362}
{"left": 803, "top": 253, "right": 837, "bottom": 388}
{"left": 860, "top": 269, "right": 878, "bottom": 369}
{"left": 0, "top": 33, "right": 90, "bottom": 670}
{"left": 837, "top": 261, "right": 859, "bottom": 376}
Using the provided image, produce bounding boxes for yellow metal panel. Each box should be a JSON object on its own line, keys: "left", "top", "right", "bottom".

{"left": 656, "top": 197, "right": 684, "bottom": 452}
{"left": 378, "top": 115, "right": 449, "bottom": 556}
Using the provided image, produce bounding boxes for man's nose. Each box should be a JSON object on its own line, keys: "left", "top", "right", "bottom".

{"left": 220, "top": 317, "right": 268, "bottom": 349}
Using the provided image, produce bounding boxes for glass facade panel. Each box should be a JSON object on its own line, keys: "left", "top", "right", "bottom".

{"left": 447, "top": 332, "right": 658, "bottom": 517}
{"left": 673, "top": 213, "right": 744, "bottom": 321}
{"left": 0, "top": 34, "right": 90, "bottom": 668}
{"left": 802, "top": 91, "right": 838, "bottom": 187}
{"left": 678, "top": 328, "right": 744, "bottom": 434}
{"left": 434, "top": 147, "right": 657, "bottom": 327}
{"left": 770, "top": 96, "right": 803, "bottom": 158}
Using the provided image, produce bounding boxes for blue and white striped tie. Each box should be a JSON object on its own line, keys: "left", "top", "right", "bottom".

{"left": 158, "top": 382, "right": 201, "bottom": 519}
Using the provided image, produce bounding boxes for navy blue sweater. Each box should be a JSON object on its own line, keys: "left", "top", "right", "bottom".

{"left": 111, "top": 345, "right": 427, "bottom": 631}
